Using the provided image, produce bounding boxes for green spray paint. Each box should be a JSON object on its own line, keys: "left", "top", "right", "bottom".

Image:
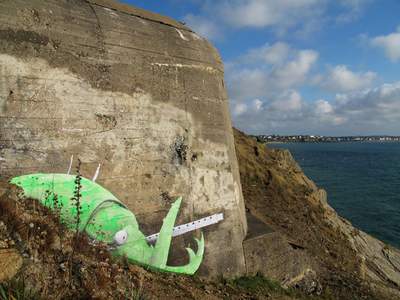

{"left": 10, "top": 173, "right": 204, "bottom": 275}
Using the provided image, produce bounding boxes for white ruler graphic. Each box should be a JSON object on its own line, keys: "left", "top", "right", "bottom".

{"left": 146, "top": 213, "right": 224, "bottom": 243}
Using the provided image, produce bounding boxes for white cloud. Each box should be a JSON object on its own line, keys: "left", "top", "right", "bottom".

{"left": 183, "top": 14, "right": 220, "bottom": 40}
{"left": 243, "top": 42, "right": 290, "bottom": 65}
{"left": 315, "top": 99, "right": 334, "bottom": 114}
{"left": 218, "top": 0, "right": 324, "bottom": 30}
{"left": 233, "top": 98, "right": 263, "bottom": 116}
{"left": 229, "top": 68, "right": 269, "bottom": 102}
{"left": 183, "top": 0, "right": 371, "bottom": 40}
{"left": 370, "top": 27, "right": 400, "bottom": 62}
{"left": 270, "top": 90, "right": 303, "bottom": 112}
{"left": 184, "top": 0, "right": 329, "bottom": 39}
{"left": 339, "top": 0, "right": 371, "bottom": 6}
{"left": 314, "top": 99, "right": 346, "bottom": 125}
{"left": 334, "top": 82, "right": 400, "bottom": 122}
{"left": 233, "top": 102, "right": 248, "bottom": 116}
{"left": 228, "top": 44, "right": 319, "bottom": 104}
{"left": 227, "top": 42, "right": 320, "bottom": 134}
{"left": 232, "top": 81, "right": 400, "bottom": 135}
{"left": 320, "top": 65, "right": 376, "bottom": 92}
{"left": 272, "top": 50, "right": 319, "bottom": 88}
{"left": 336, "top": 0, "right": 373, "bottom": 23}
{"left": 252, "top": 99, "right": 263, "bottom": 111}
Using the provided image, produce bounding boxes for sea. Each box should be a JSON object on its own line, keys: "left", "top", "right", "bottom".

{"left": 268, "top": 142, "right": 400, "bottom": 249}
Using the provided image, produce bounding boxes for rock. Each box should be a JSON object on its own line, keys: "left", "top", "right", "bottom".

{"left": 282, "top": 268, "right": 322, "bottom": 295}
{"left": 50, "top": 235, "right": 61, "bottom": 251}
{"left": 0, "top": 248, "right": 23, "bottom": 283}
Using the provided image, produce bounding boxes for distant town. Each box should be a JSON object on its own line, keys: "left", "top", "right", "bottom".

{"left": 254, "top": 135, "right": 400, "bottom": 143}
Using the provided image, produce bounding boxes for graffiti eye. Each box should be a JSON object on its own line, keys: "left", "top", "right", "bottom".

{"left": 114, "top": 230, "right": 128, "bottom": 245}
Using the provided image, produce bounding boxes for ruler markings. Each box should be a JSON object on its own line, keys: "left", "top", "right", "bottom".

{"left": 146, "top": 213, "right": 223, "bottom": 243}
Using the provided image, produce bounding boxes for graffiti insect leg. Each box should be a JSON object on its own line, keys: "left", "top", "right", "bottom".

{"left": 10, "top": 173, "right": 204, "bottom": 275}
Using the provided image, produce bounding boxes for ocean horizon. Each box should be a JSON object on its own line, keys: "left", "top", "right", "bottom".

{"left": 269, "top": 141, "right": 400, "bottom": 249}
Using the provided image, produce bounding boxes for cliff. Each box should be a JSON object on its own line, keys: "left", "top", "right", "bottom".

{"left": 0, "top": 0, "right": 246, "bottom": 277}
{"left": 234, "top": 128, "right": 400, "bottom": 299}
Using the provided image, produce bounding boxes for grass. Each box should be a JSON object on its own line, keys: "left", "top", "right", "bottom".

{"left": 230, "top": 275, "right": 336, "bottom": 300}
{"left": 0, "top": 278, "right": 40, "bottom": 300}
{"left": 231, "top": 275, "right": 293, "bottom": 297}
{"left": 124, "top": 289, "right": 148, "bottom": 300}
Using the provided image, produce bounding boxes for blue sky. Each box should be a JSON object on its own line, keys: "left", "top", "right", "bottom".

{"left": 122, "top": 0, "right": 400, "bottom": 136}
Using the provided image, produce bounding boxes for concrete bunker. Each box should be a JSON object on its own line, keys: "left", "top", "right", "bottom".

{"left": 0, "top": 0, "right": 246, "bottom": 277}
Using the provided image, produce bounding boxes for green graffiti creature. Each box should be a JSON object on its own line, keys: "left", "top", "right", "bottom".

{"left": 10, "top": 173, "right": 204, "bottom": 275}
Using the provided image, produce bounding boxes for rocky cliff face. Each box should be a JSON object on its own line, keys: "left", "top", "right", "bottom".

{"left": 234, "top": 128, "right": 400, "bottom": 299}
{"left": 0, "top": 0, "right": 246, "bottom": 277}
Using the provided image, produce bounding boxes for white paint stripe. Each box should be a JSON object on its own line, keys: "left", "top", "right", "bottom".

{"left": 151, "top": 62, "right": 219, "bottom": 74}
{"left": 175, "top": 28, "right": 189, "bottom": 41}
{"left": 67, "top": 155, "right": 73, "bottom": 175}
{"left": 92, "top": 163, "right": 101, "bottom": 182}
{"left": 146, "top": 213, "right": 224, "bottom": 243}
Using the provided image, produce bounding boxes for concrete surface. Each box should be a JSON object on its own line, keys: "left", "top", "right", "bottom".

{"left": 243, "top": 213, "right": 316, "bottom": 287}
{"left": 0, "top": 0, "right": 247, "bottom": 277}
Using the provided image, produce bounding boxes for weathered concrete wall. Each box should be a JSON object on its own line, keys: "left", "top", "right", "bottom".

{"left": 0, "top": 0, "right": 247, "bottom": 277}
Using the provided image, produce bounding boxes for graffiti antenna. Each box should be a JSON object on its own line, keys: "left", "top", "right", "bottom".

{"left": 67, "top": 155, "right": 74, "bottom": 175}
{"left": 92, "top": 163, "right": 101, "bottom": 182}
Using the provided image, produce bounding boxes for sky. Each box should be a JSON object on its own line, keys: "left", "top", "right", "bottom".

{"left": 122, "top": 0, "right": 400, "bottom": 136}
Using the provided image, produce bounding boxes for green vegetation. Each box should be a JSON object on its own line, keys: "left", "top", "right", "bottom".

{"left": 0, "top": 278, "right": 40, "bottom": 300}
{"left": 230, "top": 275, "right": 335, "bottom": 300}
{"left": 233, "top": 275, "right": 284, "bottom": 293}
{"left": 125, "top": 289, "right": 148, "bottom": 300}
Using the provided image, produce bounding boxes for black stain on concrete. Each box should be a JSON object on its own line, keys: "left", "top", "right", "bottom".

{"left": 0, "top": 29, "right": 49, "bottom": 46}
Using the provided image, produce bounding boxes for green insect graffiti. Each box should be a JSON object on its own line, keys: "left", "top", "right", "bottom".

{"left": 10, "top": 171, "right": 207, "bottom": 275}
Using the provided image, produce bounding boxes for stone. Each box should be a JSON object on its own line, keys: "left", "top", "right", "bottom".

{"left": 0, "top": 248, "right": 23, "bottom": 283}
